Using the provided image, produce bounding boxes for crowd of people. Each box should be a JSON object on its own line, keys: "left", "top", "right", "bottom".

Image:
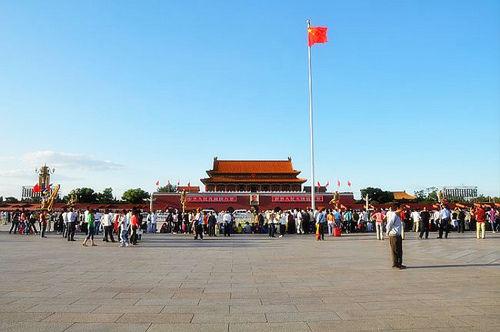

{"left": 1, "top": 204, "right": 497, "bottom": 242}
{"left": 1, "top": 208, "right": 149, "bottom": 247}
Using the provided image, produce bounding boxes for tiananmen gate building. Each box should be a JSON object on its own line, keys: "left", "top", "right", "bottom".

{"left": 152, "top": 158, "right": 355, "bottom": 211}
{"left": 201, "top": 157, "right": 306, "bottom": 192}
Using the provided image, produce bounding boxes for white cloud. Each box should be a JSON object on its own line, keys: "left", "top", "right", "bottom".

{"left": 22, "top": 151, "right": 124, "bottom": 171}
{"left": 0, "top": 169, "right": 32, "bottom": 178}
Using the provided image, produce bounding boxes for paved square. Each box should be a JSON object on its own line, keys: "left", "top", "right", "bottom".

{"left": 0, "top": 230, "right": 499, "bottom": 331}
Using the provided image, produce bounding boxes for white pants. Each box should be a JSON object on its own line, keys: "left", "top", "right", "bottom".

{"left": 376, "top": 223, "right": 384, "bottom": 240}
{"left": 120, "top": 229, "right": 129, "bottom": 245}
{"left": 296, "top": 219, "right": 303, "bottom": 234}
{"left": 328, "top": 223, "right": 335, "bottom": 236}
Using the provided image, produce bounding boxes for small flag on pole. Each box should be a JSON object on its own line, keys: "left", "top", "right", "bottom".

{"left": 317, "top": 181, "right": 321, "bottom": 187}
{"left": 347, "top": 180, "right": 352, "bottom": 187}
{"left": 337, "top": 179, "right": 341, "bottom": 188}
{"left": 308, "top": 26, "right": 328, "bottom": 47}
{"left": 155, "top": 180, "right": 160, "bottom": 186}
{"left": 33, "top": 183, "right": 40, "bottom": 193}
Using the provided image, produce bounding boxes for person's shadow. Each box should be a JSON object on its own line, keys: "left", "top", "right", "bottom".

{"left": 408, "top": 263, "right": 500, "bottom": 269}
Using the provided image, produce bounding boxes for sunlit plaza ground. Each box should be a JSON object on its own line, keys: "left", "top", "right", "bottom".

{"left": 0, "top": 228, "right": 499, "bottom": 332}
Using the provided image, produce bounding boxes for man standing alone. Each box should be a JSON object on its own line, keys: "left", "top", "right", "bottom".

{"left": 386, "top": 204, "right": 406, "bottom": 269}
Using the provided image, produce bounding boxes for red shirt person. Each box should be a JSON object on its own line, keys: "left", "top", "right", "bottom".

{"left": 475, "top": 205, "right": 486, "bottom": 239}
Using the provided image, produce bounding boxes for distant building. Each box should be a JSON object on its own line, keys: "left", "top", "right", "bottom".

{"left": 442, "top": 186, "right": 478, "bottom": 201}
{"left": 21, "top": 186, "right": 40, "bottom": 200}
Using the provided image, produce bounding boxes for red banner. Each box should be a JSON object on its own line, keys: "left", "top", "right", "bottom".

{"left": 272, "top": 195, "right": 324, "bottom": 203}
{"left": 187, "top": 196, "right": 237, "bottom": 203}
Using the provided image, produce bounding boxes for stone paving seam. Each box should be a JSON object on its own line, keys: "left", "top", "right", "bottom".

{"left": 61, "top": 322, "right": 76, "bottom": 332}
{"left": 114, "top": 313, "right": 126, "bottom": 323}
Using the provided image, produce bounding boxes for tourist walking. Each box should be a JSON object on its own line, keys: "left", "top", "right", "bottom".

{"left": 457, "top": 208, "right": 466, "bottom": 233}
{"left": 67, "top": 208, "right": 77, "bottom": 241}
{"left": 223, "top": 211, "right": 232, "bottom": 237}
{"left": 386, "top": 204, "right": 405, "bottom": 269}
{"left": 438, "top": 205, "right": 451, "bottom": 239}
{"left": 119, "top": 211, "right": 129, "bottom": 247}
{"left": 9, "top": 210, "right": 20, "bottom": 234}
{"left": 279, "top": 212, "right": 286, "bottom": 238}
{"left": 411, "top": 209, "right": 421, "bottom": 233}
{"left": 101, "top": 210, "right": 115, "bottom": 242}
{"left": 372, "top": 209, "right": 384, "bottom": 240}
{"left": 268, "top": 212, "right": 276, "bottom": 238}
{"left": 130, "top": 210, "right": 139, "bottom": 245}
{"left": 194, "top": 209, "right": 204, "bottom": 240}
{"left": 62, "top": 209, "right": 68, "bottom": 238}
{"left": 327, "top": 210, "right": 335, "bottom": 236}
{"left": 488, "top": 207, "right": 496, "bottom": 233}
{"left": 295, "top": 209, "right": 303, "bottom": 234}
{"left": 315, "top": 209, "right": 326, "bottom": 241}
{"left": 208, "top": 212, "right": 217, "bottom": 236}
{"left": 27, "top": 211, "right": 38, "bottom": 235}
{"left": 39, "top": 211, "right": 47, "bottom": 238}
{"left": 82, "top": 209, "right": 96, "bottom": 246}
{"left": 419, "top": 207, "right": 430, "bottom": 239}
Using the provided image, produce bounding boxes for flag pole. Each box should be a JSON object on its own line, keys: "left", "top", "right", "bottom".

{"left": 307, "top": 19, "right": 316, "bottom": 213}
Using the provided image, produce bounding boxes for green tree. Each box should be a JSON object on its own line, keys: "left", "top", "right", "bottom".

{"left": 66, "top": 187, "right": 97, "bottom": 203}
{"left": 414, "top": 187, "right": 438, "bottom": 203}
{"left": 21, "top": 196, "right": 41, "bottom": 203}
{"left": 96, "top": 187, "right": 116, "bottom": 203}
{"left": 122, "top": 188, "right": 150, "bottom": 204}
{"left": 360, "top": 187, "right": 394, "bottom": 204}
{"left": 158, "top": 183, "right": 177, "bottom": 193}
{"left": 5, "top": 196, "right": 19, "bottom": 203}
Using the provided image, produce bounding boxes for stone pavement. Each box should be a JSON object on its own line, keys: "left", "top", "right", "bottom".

{"left": 0, "top": 229, "right": 499, "bottom": 332}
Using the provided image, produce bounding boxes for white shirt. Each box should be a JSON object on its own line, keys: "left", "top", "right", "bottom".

{"left": 62, "top": 212, "right": 68, "bottom": 224}
{"left": 223, "top": 213, "right": 232, "bottom": 223}
{"left": 411, "top": 211, "right": 421, "bottom": 222}
{"left": 101, "top": 213, "right": 112, "bottom": 227}
{"left": 119, "top": 214, "right": 129, "bottom": 231}
{"left": 386, "top": 211, "right": 402, "bottom": 236}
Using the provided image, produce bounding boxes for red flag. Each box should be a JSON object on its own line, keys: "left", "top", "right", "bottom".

{"left": 155, "top": 180, "right": 159, "bottom": 186}
{"left": 347, "top": 180, "right": 351, "bottom": 187}
{"left": 317, "top": 181, "right": 321, "bottom": 187}
{"left": 33, "top": 183, "right": 40, "bottom": 193}
{"left": 337, "top": 180, "right": 341, "bottom": 187}
{"left": 308, "top": 26, "right": 328, "bottom": 47}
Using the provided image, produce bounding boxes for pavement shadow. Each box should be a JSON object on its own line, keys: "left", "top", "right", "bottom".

{"left": 408, "top": 263, "right": 500, "bottom": 269}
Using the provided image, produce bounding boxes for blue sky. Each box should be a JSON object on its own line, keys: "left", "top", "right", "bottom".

{"left": 1, "top": 0, "right": 499, "bottom": 199}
